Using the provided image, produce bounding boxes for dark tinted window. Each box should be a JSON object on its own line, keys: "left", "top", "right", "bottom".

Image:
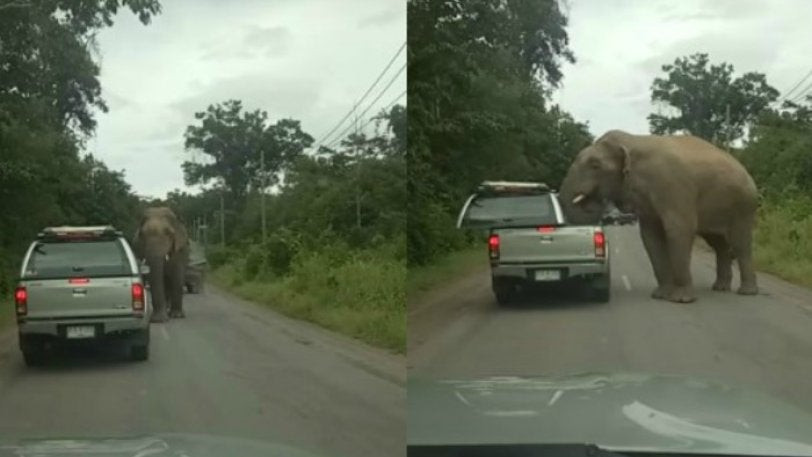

{"left": 463, "top": 194, "right": 557, "bottom": 228}
{"left": 24, "top": 240, "right": 132, "bottom": 279}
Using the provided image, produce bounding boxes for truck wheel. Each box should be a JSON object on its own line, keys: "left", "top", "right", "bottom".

{"left": 130, "top": 327, "right": 150, "bottom": 362}
{"left": 20, "top": 335, "right": 47, "bottom": 367}
{"left": 493, "top": 279, "right": 516, "bottom": 306}
{"left": 22, "top": 348, "right": 46, "bottom": 367}
{"left": 590, "top": 274, "right": 611, "bottom": 303}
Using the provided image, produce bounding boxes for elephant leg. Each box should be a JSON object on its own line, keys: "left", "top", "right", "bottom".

{"left": 639, "top": 218, "right": 672, "bottom": 299}
{"left": 700, "top": 233, "right": 733, "bottom": 291}
{"left": 167, "top": 257, "right": 185, "bottom": 318}
{"left": 730, "top": 218, "right": 758, "bottom": 295}
{"left": 663, "top": 222, "right": 697, "bottom": 303}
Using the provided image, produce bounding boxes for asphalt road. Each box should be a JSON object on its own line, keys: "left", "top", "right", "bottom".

{"left": 0, "top": 287, "right": 405, "bottom": 457}
{"left": 408, "top": 225, "right": 812, "bottom": 412}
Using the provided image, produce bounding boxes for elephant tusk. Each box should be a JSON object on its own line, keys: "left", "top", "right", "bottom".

{"left": 572, "top": 194, "right": 586, "bottom": 205}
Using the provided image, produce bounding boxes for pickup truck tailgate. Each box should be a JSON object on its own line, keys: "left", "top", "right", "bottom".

{"left": 24, "top": 277, "right": 135, "bottom": 319}
{"left": 497, "top": 226, "right": 601, "bottom": 263}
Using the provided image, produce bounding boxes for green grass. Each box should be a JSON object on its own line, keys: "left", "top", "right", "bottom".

{"left": 0, "top": 300, "right": 12, "bottom": 329}
{"left": 211, "top": 245, "right": 405, "bottom": 354}
{"left": 407, "top": 246, "right": 487, "bottom": 303}
{"left": 752, "top": 199, "right": 812, "bottom": 288}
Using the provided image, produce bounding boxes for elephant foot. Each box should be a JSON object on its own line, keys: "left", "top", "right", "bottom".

{"left": 711, "top": 279, "right": 732, "bottom": 291}
{"left": 151, "top": 311, "right": 168, "bottom": 323}
{"left": 666, "top": 286, "right": 696, "bottom": 304}
{"left": 651, "top": 286, "right": 670, "bottom": 300}
{"left": 169, "top": 309, "right": 185, "bottom": 318}
{"left": 737, "top": 283, "right": 759, "bottom": 295}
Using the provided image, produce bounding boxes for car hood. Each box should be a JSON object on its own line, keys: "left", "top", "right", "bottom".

{"left": 408, "top": 372, "right": 812, "bottom": 456}
{"left": 0, "top": 433, "right": 328, "bottom": 457}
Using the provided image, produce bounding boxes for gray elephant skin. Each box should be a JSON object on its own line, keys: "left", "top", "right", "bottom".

{"left": 134, "top": 207, "right": 190, "bottom": 321}
{"left": 559, "top": 130, "right": 758, "bottom": 303}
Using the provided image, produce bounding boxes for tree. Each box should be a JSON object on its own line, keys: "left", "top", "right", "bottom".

{"left": 0, "top": 0, "right": 161, "bottom": 135}
{"left": 648, "top": 53, "right": 779, "bottom": 145}
{"left": 182, "top": 100, "right": 313, "bottom": 206}
{"left": 0, "top": 0, "right": 161, "bottom": 294}
{"left": 738, "top": 100, "right": 812, "bottom": 196}
{"left": 407, "top": 0, "right": 586, "bottom": 265}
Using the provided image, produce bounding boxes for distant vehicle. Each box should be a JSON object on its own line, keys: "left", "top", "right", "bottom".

{"left": 457, "top": 181, "right": 610, "bottom": 304}
{"left": 15, "top": 225, "right": 151, "bottom": 365}
{"left": 185, "top": 240, "right": 207, "bottom": 294}
{"left": 602, "top": 207, "right": 637, "bottom": 225}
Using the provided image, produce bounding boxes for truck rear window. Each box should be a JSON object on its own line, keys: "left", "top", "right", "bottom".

{"left": 23, "top": 240, "right": 132, "bottom": 279}
{"left": 465, "top": 194, "right": 557, "bottom": 227}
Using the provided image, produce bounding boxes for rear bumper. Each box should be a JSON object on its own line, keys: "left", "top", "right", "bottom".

{"left": 18, "top": 314, "right": 149, "bottom": 339}
{"left": 491, "top": 260, "right": 609, "bottom": 282}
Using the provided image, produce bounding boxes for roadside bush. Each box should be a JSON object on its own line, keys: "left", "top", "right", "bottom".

{"left": 206, "top": 245, "right": 235, "bottom": 268}
{"left": 753, "top": 195, "right": 812, "bottom": 287}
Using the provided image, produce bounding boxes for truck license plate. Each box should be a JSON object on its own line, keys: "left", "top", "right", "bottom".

{"left": 534, "top": 270, "right": 560, "bottom": 281}
{"left": 66, "top": 326, "right": 95, "bottom": 339}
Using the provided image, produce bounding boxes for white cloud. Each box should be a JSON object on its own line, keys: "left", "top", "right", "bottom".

{"left": 552, "top": 0, "right": 812, "bottom": 137}
{"left": 93, "top": 0, "right": 405, "bottom": 198}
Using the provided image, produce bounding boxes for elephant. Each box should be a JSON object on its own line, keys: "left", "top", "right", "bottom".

{"left": 558, "top": 129, "right": 759, "bottom": 303}
{"left": 134, "top": 206, "right": 190, "bottom": 321}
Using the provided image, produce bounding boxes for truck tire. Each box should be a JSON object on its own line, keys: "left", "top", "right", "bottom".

{"left": 20, "top": 335, "right": 46, "bottom": 367}
{"left": 492, "top": 278, "right": 516, "bottom": 306}
{"left": 22, "top": 348, "right": 46, "bottom": 367}
{"left": 129, "top": 327, "right": 150, "bottom": 362}
{"left": 589, "top": 274, "right": 611, "bottom": 303}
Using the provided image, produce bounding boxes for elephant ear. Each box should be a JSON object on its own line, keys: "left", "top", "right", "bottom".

{"left": 598, "top": 133, "right": 632, "bottom": 176}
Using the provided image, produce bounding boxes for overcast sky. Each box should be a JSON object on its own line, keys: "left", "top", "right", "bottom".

{"left": 552, "top": 0, "right": 811, "bottom": 138}
{"left": 94, "top": 0, "right": 405, "bottom": 198}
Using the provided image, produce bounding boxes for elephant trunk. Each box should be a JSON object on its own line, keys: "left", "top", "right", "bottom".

{"left": 146, "top": 253, "right": 168, "bottom": 322}
{"left": 559, "top": 171, "right": 592, "bottom": 225}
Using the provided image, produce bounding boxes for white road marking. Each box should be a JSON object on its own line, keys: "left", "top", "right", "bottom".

{"left": 548, "top": 390, "right": 564, "bottom": 406}
{"left": 622, "top": 275, "right": 632, "bottom": 291}
{"left": 160, "top": 326, "right": 170, "bottom": 341}
{"left": 454, "top": 391, "right": 472, "bottom": 406}
{"left": 615, "top": 246, "right": 621, "bottom": 255}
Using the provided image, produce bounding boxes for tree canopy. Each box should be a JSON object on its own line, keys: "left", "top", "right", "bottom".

{"left": 407, "top": 0, "right": 592, "bottom": 265}
{"left": 648, "top": 53, "right": 779, "bottom": 145}
{"left": 182, "top": 100, "right": 314, "bottom": 206}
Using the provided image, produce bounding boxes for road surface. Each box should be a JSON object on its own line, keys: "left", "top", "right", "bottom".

{"left": 409, "top": 225, "right": 812, "bottom": 412}
{"left": 0, "top": 287, "right": 405, "bottom": 457}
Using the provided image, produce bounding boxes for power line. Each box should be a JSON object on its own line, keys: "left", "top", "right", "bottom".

{"left": 326, "top": 89, "right": 406, "bottom": 150}
{"left": 780, "top": 68, "right": 812, "bottom": 102}
{"left": 789, "top": 80, "right": 812, "bottom": 104}
{"left": 324, "top": 63, "right": 406, "bottom": 149}
{"left": 311, "top": 41, "right": 406, "bottom": 150}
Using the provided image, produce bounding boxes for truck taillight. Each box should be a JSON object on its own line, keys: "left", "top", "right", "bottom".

{"left": 132, "top": 283, "right": 145, "bottom": 312}
{"left": 14, "top": 286, "right": 27, "bottom": 316}
{"left": 488, "top": 234, "right": 500, "bottom": 260}
{"left": 594, "top": 230, "right": 606, "bottom": 257}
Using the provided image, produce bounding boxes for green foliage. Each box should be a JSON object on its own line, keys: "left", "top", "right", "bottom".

{"left": 407, "top": 0, "right": 591, "bottom": 265}
{"left": 753, "top": 196, "right": 812, "bottom": 289}
{"left": 182, "top": 100, "right": 313, "bottom": 206}
{"left": 738, "top": 101, "right": 812, "bottom": 196}
{"left": 648, "top": 53, "right": 779, "bottom": 145}
{"left": 212, "top": 241, "right": 405, "bottom": 352}
{"left": 0, "top": 1, "right": 161, "bottom": 296}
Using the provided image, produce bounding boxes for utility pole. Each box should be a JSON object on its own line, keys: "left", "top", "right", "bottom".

{"left": 219, "top": 191, "right": 225, "bottom": 248}
{"left": 260, "top": 148, "right": 267, "bottom": 242}
{"left": 725, "top": 104, "right": 731, "bottom": 152}
{"left": 354, "top": 111, "right": 362, "bottom": 229}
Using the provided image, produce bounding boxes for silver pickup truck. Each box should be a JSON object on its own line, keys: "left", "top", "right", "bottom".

{"left": 15, "top": 226, "right": 151, "bottom": 365}
{"left": 457, "top": 181, "right": 610, "bottom": 305}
